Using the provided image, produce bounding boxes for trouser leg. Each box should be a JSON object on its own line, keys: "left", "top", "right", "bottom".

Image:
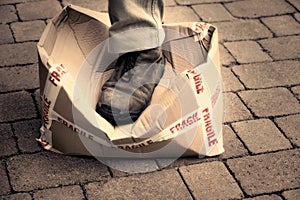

{"left": 108, "top": 0, "right": 164, "bottom": 53}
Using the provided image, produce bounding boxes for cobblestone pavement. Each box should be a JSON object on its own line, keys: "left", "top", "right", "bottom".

{"left": 0, "top": 0, "right": 299, "bottom": 199}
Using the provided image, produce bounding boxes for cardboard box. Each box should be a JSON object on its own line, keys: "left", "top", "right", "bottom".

{"left": 37, "top": 5, "right": 224, "bottom": 158}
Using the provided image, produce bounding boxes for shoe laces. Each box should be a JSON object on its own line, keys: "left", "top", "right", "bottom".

{"left": 118, "top": 51, "right": 140, "bottom": 76}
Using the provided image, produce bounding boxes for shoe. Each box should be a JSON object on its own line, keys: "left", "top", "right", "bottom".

{"left": 96, "top": 48, "right": 165, "bottom": 125}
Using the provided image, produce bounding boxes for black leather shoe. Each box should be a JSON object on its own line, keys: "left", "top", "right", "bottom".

{"left": 96, "top": 48, "right": 165, "bottom": 125}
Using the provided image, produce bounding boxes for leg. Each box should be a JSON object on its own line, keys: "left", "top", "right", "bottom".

{"left": 97, "top": 0, "right": 165, "bottom": 125}
{"left": 108, "top": 0, "right": 164, "bottom": 53}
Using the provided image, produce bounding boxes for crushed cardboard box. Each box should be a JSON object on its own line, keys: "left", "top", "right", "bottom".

{"left": 37, "top": 5, "right": 224, "bottom": 158}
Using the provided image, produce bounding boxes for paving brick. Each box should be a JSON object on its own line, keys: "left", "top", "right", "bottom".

{"left": 275, "top": 114, "right": 300, "bottom": 147}
{"left": 176, "top": 0, "right": 233, "bottom": 5}
{"left": 0, "top": 91, "right": 37, "bottom": 122}
{"left": 0, "top": 124, "right": 13, "bottom": 139}
{"left": 180, "top": 161, "right": 244, "bottom": 200}
{"left": 227, "top": 150, "right": 300, "bottom": 195}
{"left": 193, "top": 4, "right": 234, "bottom": 22}
{"left": 0, "top": 138, "right": 18, "bottom": 157}
{"left": 225, "top": 0, "right": 295, "bottom": 18}
{"left": 33, "top": 185, "right": 84, "bottom": 200}
{"left": 220, "top": 125, "right": 248, "bottom": 159}
{"left": 225, "top": 41, "right": 272, "bottom": 64}
{"left": 262, "top": 15, "right": 300, "bottom": 36}
{"left": 219, "top": 44, "right": 235, "bottom": 66}
{"left": 214, "top": 20, "right": 272, "bottom": 41}
{"left": 103, "top": 159, "right": 158, "bottom": 175}
{"left": 0, "top": 0, "right": 43, "bottom": 5}
{"left": 239, "top": 88, "right": 300, "bottom": 117}
{"left": 221, "top": 67, "right": 244, "bottom": 92}
{"left": 0, "top": 24, "right": 13, "bottom": 45}
{"left": 243, "top": 194, "right": 283, "bottom": 200}
{"left": 63, "top": 0, "right": 108, "bottom": 12}
{"left": 13, "top": 119, "right": 42, "bottom": 153}
{"left": 0, "top": 161, "right": 10, "bottom": 195}
{"left": 0, "top": 193, "right": 32, "bottom": 200}
{"left": 0, "top": 5, "right": 18, "bottom": 24}
{"left": 7, "top": 152, "right": 109, "bottom": 191}
{"left": 85, "top": 169, "right": 192, "bottom": 200}
{"left": 259, "top": 35, "right": 300, "bottom": 60}
{"left": 0, "top": 64, "right": 39, "bottom": 92}
{"left": 164, "top": 0, "right": 177, "bottom": 6}
{"left": 232, "top": 119, "right": 292, "bottom": 154}
{"left": 34, "top": 89, "right": 41, "bottom": 115}
{"left": 163, "top": 6, "right": 199, "bottom": 23}
{"left": 295, "top": 13, "right": 300, "bottom": 22}
{"left": 11, "top": 20, "right": 46, "bottom": 42}
{"left": 232, "top": 61, "right": 300, "bottom": 89}
{"left": 0, "top": 42, "right": 38, "bottom": 66}
{"left": 155, "top": 156, "right": 217, "bottom": 170}
{"left": 224, "top": 92, "right": 253, "bottom": 123}
{"left": 17, "top": 0, "right": 62, "bottom": 21}
{"left": 282, "top": 189, "right": 300, "bottom": 200}
{"left": 288, "top": 0, "right": 300, "bottom": 10}
{"left": 291, "top": 85, "right": 300, "bottom": 100}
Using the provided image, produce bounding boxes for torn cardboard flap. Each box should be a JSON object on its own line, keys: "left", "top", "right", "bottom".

{"left": 37, "top": 5, "right": 224, "bottom": 158}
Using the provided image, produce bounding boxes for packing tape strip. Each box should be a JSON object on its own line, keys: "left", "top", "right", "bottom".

{"left": 51, "top": 107, "right": 201, "bottom": 150}
{"left": 40, "top": 62, "right": 73, "bottom": 148}
{"left": 186, "top": 65, "right": 222, "bottom": 155}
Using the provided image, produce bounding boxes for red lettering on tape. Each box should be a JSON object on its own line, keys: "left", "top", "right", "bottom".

{"left": 42, "top": 95, "right": 51, "bottom": 128}
{"left": 202, "top": 108, "right": 218, "bottom": 147}
{"left": 117, "top": 139, "right": 153, "bottom": 150}
{"left": 187, "top": 69, "right": 204, "bottom": 94}
{"left": 211, "top": 85, "right": 221, "bottom": 107}
{"left": 170, "top": 112, "right": 201, "bottom": 134}
{"left": 49, "top": 64, "right": 67, "bottom": 87}
{"left": 58, "top": 117, "right": 89, "bottom": 138}
{"left": 193, "top": 22, "right": 207, "bottom": 33}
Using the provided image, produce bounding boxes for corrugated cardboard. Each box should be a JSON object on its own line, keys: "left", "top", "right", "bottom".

{"left": 37, "top": 5, "right": 224, "bottom": 158}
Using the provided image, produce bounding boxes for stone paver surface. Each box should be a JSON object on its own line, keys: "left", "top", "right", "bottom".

{"left": 180, "top": 161, "right": 244, "bottom": 200}
{"left": 163, "top": 6, "right": 199, "bottom": 23}
{"left": 0, "top": 5, "right": 18, "bottom": 24}
{"left": 214, "top": 20, "right": 272, "bottom": 41}
{"left": 224, "top": 41, "right": 272, "bottom": 64}
{"left": 262, "top": 15, "right": 300, "bottom": 36}
{"left": 0, "top": 42, "right": 38, "bottom": 66}
{"left": 193, "top": 4, "right": 234, "bottom": 22}
{"left": 0, "top": 91, "right": 37, "bottom": 122}
{"left": 0, "top": 161, "right": 11, "bottom": 195}
{"left": 239, "top": 88, "right": 300, "bottom": 117}
{"left": 282, "top": 189, "right": 300, "bottom": 200}
{"left": 221, "top": 125, "right": 248, "bottom": 158}
{"left": 85, "top": 169, "right": 192, "bottom": 200}
{"left": 224, "top": 92, "right": 253, "bottom": 123}
{"left": 232, "top": 119, "right": 292, "bottom": 154}
{"left": 0, "top": 0, "right": 299, "bottom": 199}
{"left": 17, "top": 0, "right": 62, "bottom": 21}
{"left": 232, "top": 61, "right": 300, "bottom": 89}
{"left": 13, "top": 119, "right": 42, "bottom": 153}
{"left": 221, "top": 67, "right": 245, "bottom": 92}
{"left": 33, "top": 185, "right": 84, "bottom": 200}
{"left": 7, "top": 152, "right": 109, "bottom": 191}
{"left": 227, "top": 150, "right": 300, "bottom": 196}
{"left": 0, "top": 64, "right": 39, "bottom": 92}
{"left": 11, "top": 20, "right": 46, "bottom": 42}
{"left": 0, "top": 24, "right": 14, "bottom": 45}
{"left": 225, "top": 0, "right": 295, "bottom": 18}
{"left": 259, "top": 36, "right": 300, "bottom": 60}
{"left": 275, "top": 114, "right": 300, "bottom": 147}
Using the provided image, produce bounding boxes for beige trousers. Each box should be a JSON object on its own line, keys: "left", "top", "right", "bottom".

{"left": 108, "top": 0, "right": 165, "bottom": 53}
